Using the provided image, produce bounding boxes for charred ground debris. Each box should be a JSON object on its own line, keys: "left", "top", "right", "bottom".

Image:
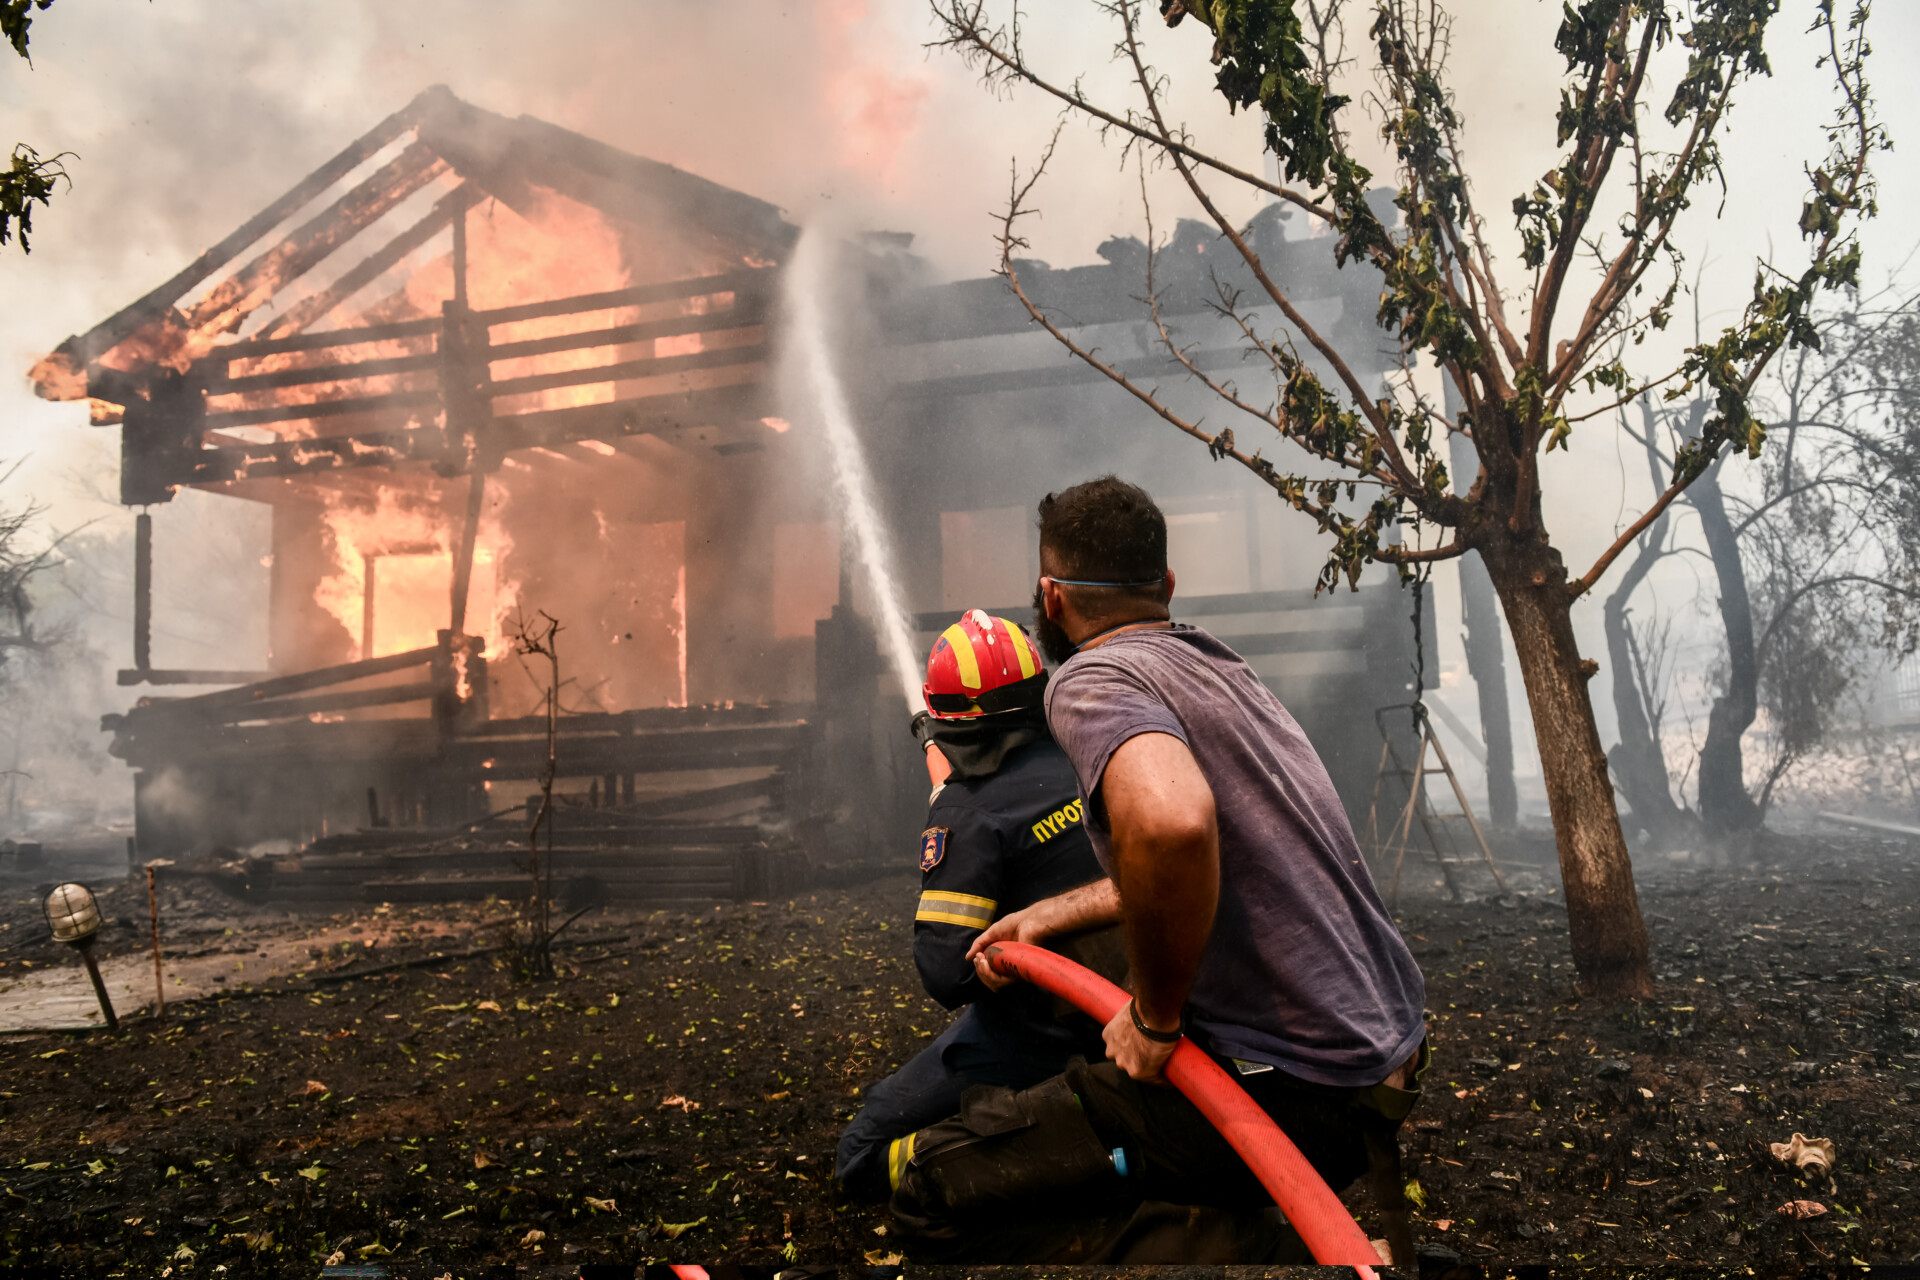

{"left": 2, "top": 833, "right": 1918, "bottom": 1270}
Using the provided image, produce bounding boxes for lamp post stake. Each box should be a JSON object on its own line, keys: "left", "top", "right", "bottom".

{"left": 78, "top": 942, "right": 119, "bottom": 1033}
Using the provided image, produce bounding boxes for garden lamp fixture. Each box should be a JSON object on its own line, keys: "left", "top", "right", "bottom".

{"left": 43, "top": 883, "right": 119, "bottom": 1032}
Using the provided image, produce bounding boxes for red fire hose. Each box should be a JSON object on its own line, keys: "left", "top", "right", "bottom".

{"left": 984, "top": 940, "right": 1385, "bottom": 1273}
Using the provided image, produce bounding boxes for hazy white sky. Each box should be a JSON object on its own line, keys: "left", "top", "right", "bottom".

{"left": 2, "top": 0, "right": 1915, "bottom": 567}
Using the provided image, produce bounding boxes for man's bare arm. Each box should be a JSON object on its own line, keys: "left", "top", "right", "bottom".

{"left": 965, "top": 877, "right": 1121, "bottom": 990}
{"left": 1102, "top": 731, "right": 1219, "bottom": 1080}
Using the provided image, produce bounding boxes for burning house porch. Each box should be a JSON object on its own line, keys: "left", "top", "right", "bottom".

{"left": 30, "top": 87, "right": 911, "bottom": 900}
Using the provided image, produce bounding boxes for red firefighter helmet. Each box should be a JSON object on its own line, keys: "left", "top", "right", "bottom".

{"left": 923, "top": 608, "right": 1046, "bottom": 719}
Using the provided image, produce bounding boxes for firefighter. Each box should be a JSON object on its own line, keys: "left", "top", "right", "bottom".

{"left": 834, "top": 609, "right": 1117, "bottom": 1202}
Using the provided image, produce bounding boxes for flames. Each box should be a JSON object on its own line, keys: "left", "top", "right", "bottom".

{"left": 40, "top": 134, "right": 752, "bottom": 721}
{"left": 312, "top": 480, "right": 515, "bottom": 663}
{"left": 417, "top": 186, "right": 630, "bottom": 315}
{"left": 300, "top": 188, "right": 634, "bottom": 666}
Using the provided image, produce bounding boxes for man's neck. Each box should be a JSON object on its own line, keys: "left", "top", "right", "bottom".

{"left": 1072, "top": 615, "right": 1172, "bottom": 652}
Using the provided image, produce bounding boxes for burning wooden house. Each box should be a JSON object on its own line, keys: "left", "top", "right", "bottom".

{"left": 33, "top": 87, "right": 1433, "bottom": 904}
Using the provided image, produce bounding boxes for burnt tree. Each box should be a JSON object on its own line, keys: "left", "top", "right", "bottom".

{"left": 1601, "top": 402, "right": 1693, "bottom": 848}
{"left": 1630, "top": 288, "right": 1920, "bottom": 835}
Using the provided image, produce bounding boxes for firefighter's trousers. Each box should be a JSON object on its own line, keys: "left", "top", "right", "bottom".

{"left": 887, "top": 1051, "right": 1418, "bottom": 1264}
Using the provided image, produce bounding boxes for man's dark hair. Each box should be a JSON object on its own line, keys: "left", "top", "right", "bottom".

{"left": 1036, "top": 476, "right": 1168, "bottom": 606}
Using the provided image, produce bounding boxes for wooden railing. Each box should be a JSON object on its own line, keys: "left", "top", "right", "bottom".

{"left": 118, "top": 266, "right": 779, "bottom": 501}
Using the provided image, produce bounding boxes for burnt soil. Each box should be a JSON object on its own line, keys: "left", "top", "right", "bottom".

{"left": 1, "top": 831, "right": 1918, "bottom": 1275}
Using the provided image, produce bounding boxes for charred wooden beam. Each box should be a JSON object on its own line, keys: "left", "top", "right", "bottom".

{"left": 35, "top": 94, "right": 423, "bottom": 389}
{"left": 440, "top": 244, "right": 492, "bottom": 635}
{"left": 118, "top": 668, "right": 277, "bottom": 688}
{"left": 452, "top": 174, "right": 470, "bottom": 309}
{"left": 202, "top": 387, "right": 442, "bottom": 431}
{"left": 211, "top": 287, "right": 766, "bottom": 397}
{"left": 214, "top": 680, "right": 436, "bottom": 724}
{"left": 494, "top": 383, "right": 764, "bottom": 452}
{"left": 264, "top": 184, "right": 476, "bottom": 341}
{"left": 361, "top": 554, "right": 377, "bottom": 660}
{"left": 149, "top": 645, "right": 438, "bottom": 716}
{"left": 181, "top": 382, "right": 764, "bottom": 484}
{"left": 622, "top": 774, "right": 782, "bottom": 818}
{"left": 180, "top": 141, "right": 450, "bottom": 343}
{"left": 218, "top": 316, "right": 439, "bottom": 362}
{"left": 469, "top": 268, "right": 773, "bottom": 327}
{"left": 448, "top": 472, "right": 485, "bottom": 636}
{"left": 412, "top": 90, "right": 795, "bottom": 265}
{"left": 179, "top": 422, "right": 443, "bottom": 485}
{"left": 205, "top": 350, "right": 439, "bottom": 396}
{"left": 485, "top": 342, "right": 764, "bottom": 399}
{"left": 485, "top": 304, "right": 763, "bottom": 364}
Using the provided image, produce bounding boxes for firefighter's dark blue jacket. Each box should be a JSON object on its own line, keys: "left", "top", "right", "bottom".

{"left": 914, "top": 737, "right": 1106, "bottom": 1065}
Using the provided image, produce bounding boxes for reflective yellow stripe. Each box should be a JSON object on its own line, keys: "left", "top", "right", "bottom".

{"left": 1002, "top": 617, "right": 1038, "bottom": 678}
{"left": 917, "top": 910, "right": 987, "bottom": 928}
{"left": 941, "top": 622, "right": 981, "bottom": 690}
{"left": 888, "top": 1131, "right": 916, "bottom": 1190}
{"left": 922, "top": 890, "right": 995, "bottom": 911}
{"left": 916, "top": 890, "right": 996, "bottom": 928}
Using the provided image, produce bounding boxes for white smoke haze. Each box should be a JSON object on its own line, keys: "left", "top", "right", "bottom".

{"left": 2, "top": 1, "right": 1918, "bottom": 832}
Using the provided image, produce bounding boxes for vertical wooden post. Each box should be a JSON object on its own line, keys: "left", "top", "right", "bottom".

{"left": 452, "top": 192, "right": 468, "bottom": 309}
{"left": 145, "top": 864, "right": 165, "bottom": 1019}
{"left": 361, "top": 552, "right": 377, "bottom": 659}
{"left": 449, "top": 473, "right": 484, "bottom": 637}
{"left": 443, "top": 195, "right": 489, "bottom": 639}
{"left": 133, "top": 512, "right": 153, "bottom": 674}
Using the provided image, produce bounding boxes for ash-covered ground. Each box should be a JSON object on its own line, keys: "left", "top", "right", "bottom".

{"left": 1, "top": 831, "right": 1916, "bottom": 1275}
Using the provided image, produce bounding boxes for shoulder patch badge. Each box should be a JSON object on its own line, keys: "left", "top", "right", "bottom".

{"left": 920, "top": 826, "right": 950, "bottom": 872}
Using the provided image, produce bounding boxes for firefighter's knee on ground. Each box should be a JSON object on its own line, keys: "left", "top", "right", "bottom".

{"left": 887, "top": 1074, "right": 1118, "bottom": 1238}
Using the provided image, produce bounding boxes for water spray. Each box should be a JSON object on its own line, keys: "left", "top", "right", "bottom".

{"left": 784, "top": 226, "right": 925, "bottom": 707}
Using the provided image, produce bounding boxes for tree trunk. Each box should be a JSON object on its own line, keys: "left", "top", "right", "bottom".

{"left": 1690, "top": 463, "right": 1763, "bottom": 835}
{"left": 1600, "top": 514, "right": 1692, "bottom": 847}
{"left": 1449, "top": 412, "right": 1518, "bottom": 826}
{"left": 1481, "top": 538, "right": 1652, "bottom": 999}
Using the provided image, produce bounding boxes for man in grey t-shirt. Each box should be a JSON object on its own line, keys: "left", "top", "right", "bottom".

{"left": 886, "top": 477, "right": 1427, "bottom": 1265}
{"left": 1040, "top": 623, "right": 1427, "bottom": 1084}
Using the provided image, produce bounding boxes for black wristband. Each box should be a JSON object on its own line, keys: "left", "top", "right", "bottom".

{"left": 1128, "top": 997, "right": 1182, "bottom": 1044}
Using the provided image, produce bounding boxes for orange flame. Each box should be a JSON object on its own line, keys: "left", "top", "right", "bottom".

{"left": 312, "top": 481, "right": 515, "bottom": 662}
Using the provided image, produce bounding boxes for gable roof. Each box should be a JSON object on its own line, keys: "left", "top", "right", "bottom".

{"left": 31, "top": 85, "right": 797, "bottom": 402}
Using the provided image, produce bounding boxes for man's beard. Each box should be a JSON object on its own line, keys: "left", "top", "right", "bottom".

{"left": 1031, "top": 580, "right": 1078, "bottom": 667}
